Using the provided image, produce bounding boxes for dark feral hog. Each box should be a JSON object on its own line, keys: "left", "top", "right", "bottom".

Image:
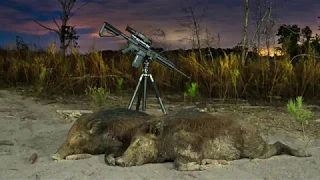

{"left": 109, "top": 108, "right": 311, "bottom": 171}
{"left": 51, "top": 108, "right": 153, "bottom": 160}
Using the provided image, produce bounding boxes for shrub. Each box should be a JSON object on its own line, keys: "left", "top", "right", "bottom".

{"left": 286, "top": 96, "right": 315, "bottom": 138}
{"left": 184, "top": 82, "right": 197, "bottom": 102}
{"left": 85, "top": 86, "right": 110, "bottom": 109}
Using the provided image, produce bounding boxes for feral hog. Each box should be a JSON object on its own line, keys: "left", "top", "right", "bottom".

{"left": 109, "top": 108, "right": 311, "bottom": 171}
{"left": 51, "top": 108, "right": 153, "bottom": 160}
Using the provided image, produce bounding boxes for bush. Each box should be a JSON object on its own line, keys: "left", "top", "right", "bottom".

{"left": 85, "top": 86, "right": 110, "bottom": 109}
{"left": 184, "top": 82, "right": 197, "bottom": 102}
{"left": 286, "top": 96, "right": 315, "bottom": 138}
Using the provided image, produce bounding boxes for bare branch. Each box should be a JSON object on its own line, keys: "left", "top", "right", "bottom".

{"left": 33, "top": 20, "right": 59, "bottom": 34}
{"left": 250, "top": 8, "right": 269, "bottom": 47}
{"left": 197, "top": 6, "right": 207, "bottom": 23}
{"left": 57, "top": 0, "right": 64, "bottom": 6}
{"left": 290, "top": 54, "right": 320, "bottom": 63}
{"left": 65, "top": 0, "right": 74, "bottom": 18}
{"left": 68, "top": 74, "right": 121, "bottom": 80}
{"left": 241, "top": 0, "right": 249, "bottom": 65}
{"left": 53, "top": 19, "right": 61, "bottom": 30}
{"left": 70, "top": 2, "right": 89, "bottom": 19}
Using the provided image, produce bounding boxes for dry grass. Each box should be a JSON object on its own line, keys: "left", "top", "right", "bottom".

{"left": 1, "top": 42, "right": 320, "bottom": 102}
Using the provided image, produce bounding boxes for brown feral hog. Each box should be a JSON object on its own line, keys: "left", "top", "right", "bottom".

{"left": 51, "top": 108, "right": 153, "bottom": 160}
{"left": 108, "top": 108, "right": 311, "bottom": 171}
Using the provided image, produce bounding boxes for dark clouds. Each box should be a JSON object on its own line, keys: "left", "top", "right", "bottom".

{"left": 128, "top": 0, "right": 147, "bottom": 4}
{"left": 0, "top": 0, "right": 319, "bottom": 53}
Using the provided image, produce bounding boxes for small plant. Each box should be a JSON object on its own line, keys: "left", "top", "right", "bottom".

{"left": 286, "top": 96, "right": 315, "bottom": 138}
{"left": 229, "top": 104, "right": 240, "bottom": 112}
{"left": 184, "top": 82, "right": 198, "bottom": 102}
{"left": 117, "top": 77, "right": 124, "bottom": 91}
{"left": 85, "top": 86, "right": 110, "bottom": 109}
{"left": 38, "top": 66, "right": 47, "bottom": 92}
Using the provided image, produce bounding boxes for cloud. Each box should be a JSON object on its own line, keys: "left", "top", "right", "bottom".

{"left": 77, "top": 28, "right": 97, "bottom": 35}
{"left": 8, "top": 0, "right": 62, "bottom": 12}
{"left": 0, "top": 5, "right": 34, "bottom": 25}
{"left": 0, "top": 0, "right": 319, "bottom": 52}
{"left": 128, "top": 0, "right": 147, "bottom": 4}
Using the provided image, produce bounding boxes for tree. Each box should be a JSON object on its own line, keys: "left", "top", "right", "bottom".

{"left": 15, "top": 36, "right": 29, "bottom": 52}
{"left": 301, "top": 26, "right": 312, "bottom": 53}
{"left": 319, "top": 16, "right": 320, "bottom": 31}
{"left": 34, "top": 0, "right": 88, "bottom": 57}
{"left": 313, "top": 16, "right": 320, "bottom": 54}
{"left": 263, "top": 6, "right": 275, "bottom": 57}
{"left": 311, "top": 34, "right": 320, "bottom": 54}
{"left": 241, "top": 0, "right": 249, "bottom": 65}
{"left": 179, "top": 0, "right": 207, "bottom": 61}
{"left": 250, "top": 1, "right": 278, "bottom": 58}
{"left": 250, "top": 0, "right": 274, "bottom": 59}
{"left": 250, "top": 0, "right": 264, "bottom": 57}
{"left": 301, "top": 26, "right": 312, "bottom": 44}
{"left": 276, "top": 24, "right": 300, "bottom": 57}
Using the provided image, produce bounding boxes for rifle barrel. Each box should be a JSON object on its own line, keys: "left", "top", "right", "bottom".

{"left": 156, "top": 55, "right": 190, "bottom": 79}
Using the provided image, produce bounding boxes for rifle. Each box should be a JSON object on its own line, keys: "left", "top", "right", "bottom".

{"left": 99, "top": 21, "right": 190, "bottom": 79}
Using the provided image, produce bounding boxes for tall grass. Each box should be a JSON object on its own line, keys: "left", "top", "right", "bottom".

{"left": 1, "top": 42, "right": 320, "bottom": 101}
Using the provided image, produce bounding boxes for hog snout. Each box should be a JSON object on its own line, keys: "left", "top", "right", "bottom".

{"left": 51, "top": 153, "right": 64, "bottom": 160}
{"left": 51, "top": 141, "right": 72, "bottom": 160}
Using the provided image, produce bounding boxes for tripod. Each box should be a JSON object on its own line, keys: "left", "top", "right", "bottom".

{"left": 128, "top": 57, "right": 167, "bottom": 114}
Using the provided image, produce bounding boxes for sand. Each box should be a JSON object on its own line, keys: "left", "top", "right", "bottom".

{"left": 0, "top": 89, "right": 319, "bottom": 180}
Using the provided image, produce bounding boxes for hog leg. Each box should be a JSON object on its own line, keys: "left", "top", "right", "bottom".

{"left": 105, "top": 146, "right": 126, "bottom": 166}
{"left": 171, "top": 130, "right": 207, "bottom": 171}
{"left": 114, "top": 137, "right": 159, "bottom": 167}
{"left": 258, "top": 141, "right": 311, "bottom": 159}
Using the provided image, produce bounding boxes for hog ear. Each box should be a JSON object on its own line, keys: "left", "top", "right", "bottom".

{"left": 149, "top": 120, "right": 163, "bottom": 137}
{"left": 87, "top": 119, "right": 102, "bottom": 135}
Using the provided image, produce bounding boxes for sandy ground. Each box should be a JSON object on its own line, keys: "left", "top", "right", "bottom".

{"left": 0, "top": 89, "right": 320, "bottom": 180}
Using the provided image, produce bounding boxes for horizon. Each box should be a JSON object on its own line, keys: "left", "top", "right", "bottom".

{"left": 1, "top": 0, "right": 319, "bottom": 53}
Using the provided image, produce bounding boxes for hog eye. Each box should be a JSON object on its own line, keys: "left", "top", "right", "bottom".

{"left": 135, "top": 140, "right": 141, "bottom": 146}
{"left": 76, "top": 133, "right": 83, "bottom": 139}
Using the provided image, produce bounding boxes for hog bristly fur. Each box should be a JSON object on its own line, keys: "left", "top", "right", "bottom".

{"left": 113, "top": 108, "right": 311, "bottom": 171}
{"left": 52, "top": 108, "right": 153, "bottom": 160}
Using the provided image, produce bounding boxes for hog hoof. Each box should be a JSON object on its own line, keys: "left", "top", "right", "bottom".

{"left": 51, "top": 153, "right": 64, "bottom": 161}
{"left": 201, "top": 159, "right": 229, "bottom": 166}
{"left": 295, "top": 150, "right": 312, "bottom": 157}
{"left": 115, "top": 157, "right": 130, "bottom": 167}
{"left": 175, "top": 161, "right": 206, "bottom": 171}
{"left": 105, "top": 154, "right": 116, "bottom": 166}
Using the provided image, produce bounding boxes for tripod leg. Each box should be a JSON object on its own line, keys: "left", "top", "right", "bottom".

{"left": 149, "top": 75, "right": 167, "bottom": 114}
{"left": 142, "top": 74, "right": 148, "bottom": 111}
{"left": 128, "top": 74, "right": 144, "bottom": 110}
{"left": 136, "top": 82, "right": 143, "bottom": 111}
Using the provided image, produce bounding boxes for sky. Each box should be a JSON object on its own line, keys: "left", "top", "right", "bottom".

{"left": 0, "top": 0, "right": 319, "bottom": 53}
